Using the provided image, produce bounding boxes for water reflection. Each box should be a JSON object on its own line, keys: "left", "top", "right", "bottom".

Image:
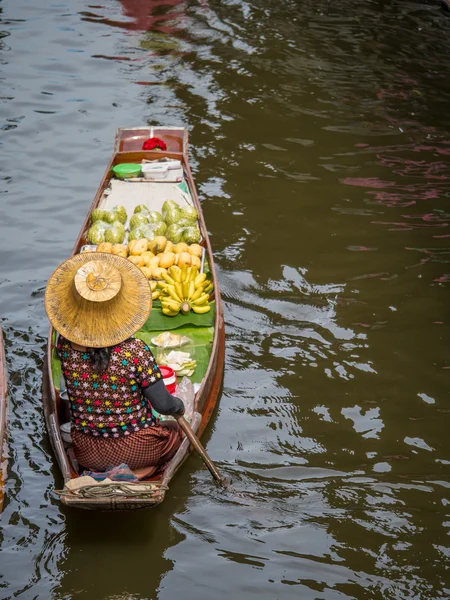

{"left": 1, "top": 0, "right": 450, "bottom": 598}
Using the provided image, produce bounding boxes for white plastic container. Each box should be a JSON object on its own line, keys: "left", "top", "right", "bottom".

{"left": 141, "top": 163, "right": 168, "bottom": 180}
{"left": 60, "top": 422, "right": 72, "bottom": 444}
{"left": 165, "top": 159, "right": 182, "bottom": 170}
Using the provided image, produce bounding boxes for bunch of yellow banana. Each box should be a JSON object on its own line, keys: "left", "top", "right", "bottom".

{"left": 157, "top": 265, "right": 213, "bottom": 316}
{"left": 149, "top": 280, "right": 161, "bottom": 301}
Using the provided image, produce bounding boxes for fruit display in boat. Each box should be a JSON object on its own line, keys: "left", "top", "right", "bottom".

{"left": 87, "top": 232, "right": 204, "bottom": 284}
{"left": 157, "top": 265, "right": 213, "bottom": 316}
{"left": 95, "top": 234, "right": 205, "bottom": 282}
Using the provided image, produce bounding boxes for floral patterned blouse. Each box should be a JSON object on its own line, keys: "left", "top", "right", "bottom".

{"left": 58, "top": 336, "right": 162, "bottom": 438}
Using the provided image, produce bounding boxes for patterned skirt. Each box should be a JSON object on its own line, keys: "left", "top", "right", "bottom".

{"left": 72, "top": 424, "right": 183, "bottom": 471}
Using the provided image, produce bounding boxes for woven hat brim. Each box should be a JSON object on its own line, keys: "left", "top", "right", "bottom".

{"left": 45, "top": 253, "right": 152, "bottom": 348}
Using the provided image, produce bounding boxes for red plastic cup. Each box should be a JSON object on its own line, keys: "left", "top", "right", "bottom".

{"left": 159, "top": 365, "right": 177, "bottom": 394}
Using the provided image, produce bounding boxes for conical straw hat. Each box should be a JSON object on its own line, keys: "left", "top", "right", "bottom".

{"left": 44, "top": 253, "right": 152, "bottom": 348}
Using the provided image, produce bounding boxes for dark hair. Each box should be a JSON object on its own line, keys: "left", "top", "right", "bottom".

{"left": 88, "top": 347, "right": 112, "bottom": 372}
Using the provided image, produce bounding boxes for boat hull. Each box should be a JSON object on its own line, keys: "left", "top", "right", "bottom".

{"left": 42, "top": 127, "right": 225, "bottom": 510}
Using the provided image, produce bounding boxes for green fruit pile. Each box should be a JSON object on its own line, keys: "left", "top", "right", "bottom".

{"left": 128, "top": 200, "right": 201, "bottom": 244}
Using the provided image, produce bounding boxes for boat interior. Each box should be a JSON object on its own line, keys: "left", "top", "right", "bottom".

{"left": 48, "top": 127, "right": 216, "bottom": 485}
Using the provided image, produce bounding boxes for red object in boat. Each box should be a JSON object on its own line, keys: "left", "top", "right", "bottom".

{"left": 142, "top": 137, "right": 167, "bottom": 151}
{"left": 159, "top": 365, "right": 177, "bottom": 394}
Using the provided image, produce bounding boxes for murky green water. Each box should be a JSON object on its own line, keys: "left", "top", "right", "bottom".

{"left": 1, "top": 0, "right": 450, "bottom": 598}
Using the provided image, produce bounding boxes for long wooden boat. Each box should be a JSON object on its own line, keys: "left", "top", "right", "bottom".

{"left": 0, "top": 324, "right": 7, "bottom": 512}
{"left": 42, "top": 127, "right": 225, "bottom": 510}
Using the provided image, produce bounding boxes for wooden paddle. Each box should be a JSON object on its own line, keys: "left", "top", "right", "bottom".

{"left": 175, "top": 415, "right": 226, "bottom": 486}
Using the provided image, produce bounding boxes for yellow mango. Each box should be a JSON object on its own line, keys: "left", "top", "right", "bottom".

{"left": 165, "top": 240, "right": 174, "bottom": 253}
{"left": 188, "top": 244, "right": 203, "bottom": 258}
{"left": 141, "top": 251, "right": 156, "bottom": 267}
{"left": 111, "top": 244, "right": 128, "bottom": 258}
{"left": 191, "top": 255, "right": 201, "bottom": 269}
{"left": 151, "top": 267, "right": 167, "bottom": 280}
{"left": 148, "top": 236, "right": 167, "bottom": 255}
{"left": 140, "top": 266, "right": 153, "bottom": 279}
{"left": 97, "top": 242, "right": 113, "bottom": 253}
{"left": 128, "top": 255, "right": 145, "bottom": 267}
{"left": 177, "top": 252, "right": 192, "bottom": 267}
{"left": 149, "top": 256, "right": 160, "bottom": 269}
{"left": 158, "top": 252, "right": 176, "bottom": 269}
{"left": 173, "top": 242, "right": 189, "bottom": 254}
{"left": 128, "top": 239, "right": 148, "bottom": 256}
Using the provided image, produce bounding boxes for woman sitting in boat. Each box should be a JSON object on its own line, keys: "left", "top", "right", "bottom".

{"left": 44, "top": 253, "right": 184, "bottom": 477}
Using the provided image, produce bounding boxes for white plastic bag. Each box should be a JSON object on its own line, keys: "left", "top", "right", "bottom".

{"left": 175, "top": 376, "right": 196, "bottom": 420}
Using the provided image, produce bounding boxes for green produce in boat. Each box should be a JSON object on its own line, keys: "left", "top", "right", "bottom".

{"left": 151, "top": 221, "right": 167, "bottom": 237}
{"left": 163, "top": 207, "right": 181, "bottom": 226}
{"left": 128, "top": 226, "right": 148, "bottom": 241}
{"left": 182, "top": 225, "right": 201, "bottom": 244}
{"left": 102, "top": 211, "right": 117, "bottom": 224}
{"left": 129, "top": 213, "right": 149, "bottom": 230}
{"left": 140, "top": 224, "right": 158, "bottom": 241}
{"left": 165, "top": 223, "right": 184, "bottom": 243}
{"left": 111, "top": 205, "right": 128, "bottom": 225}
{"left": 179, "top": 205, "right": 198, "bottom": 223}
{"left": 177, "top": 218, "right": 194, "bottom": 228}
{"left": 104, "top": 223, "right": 125, "bottom": 243}
{"left": 147, "top": 210, "right": 163, "bottom": 224}
{"left": 91, "top": 209, "right": 108, "bottom": 223}
{"left": 87, "top": 220, "right": 110, "bottom": 244}
{"left": 162, "top": 200, "right": 179, "bottom": 214}
{"left": 134, "top": 204, "right": 149, "bottom": 214}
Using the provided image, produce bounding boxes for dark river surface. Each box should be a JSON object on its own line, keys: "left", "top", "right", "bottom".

{"left": 1, "top": 0, "right": 450, "bottom": 598}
